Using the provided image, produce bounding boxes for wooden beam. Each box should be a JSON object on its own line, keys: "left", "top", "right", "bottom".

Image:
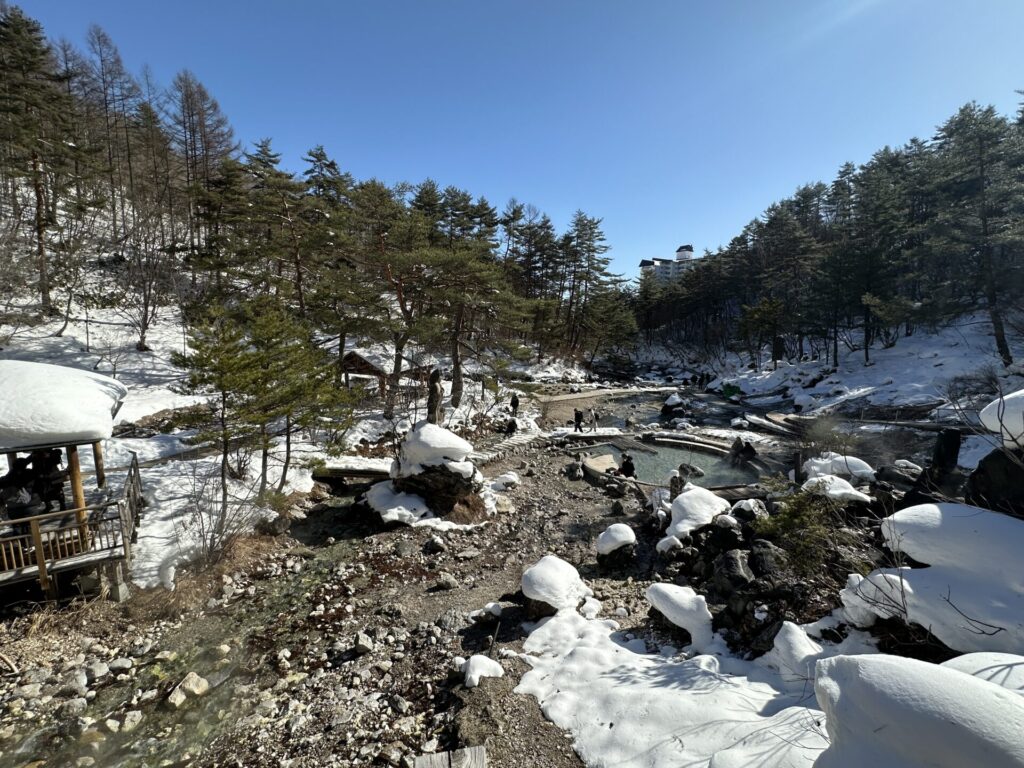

{"left": 92, "top": 442, "right": 106, "bottom": 488}
{"left": 30, "top": 519, "right": 54, "bottom": 599}
{"left": 5, "top": 452, "right": 17, "bottom": 472}
{"left": 414, "top": 747, "right": 486, "bottom": 768}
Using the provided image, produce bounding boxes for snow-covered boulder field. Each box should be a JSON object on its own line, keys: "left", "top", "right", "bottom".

{"left": 842, "top": 503, "right": 1024, "bottom": 653}
{"left": 814, "top": 654, "right": 1024, "bottom": 767}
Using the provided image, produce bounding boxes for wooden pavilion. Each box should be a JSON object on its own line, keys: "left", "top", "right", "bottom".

{"left": 0, "top": 361, "right": 144, "bottom": 600}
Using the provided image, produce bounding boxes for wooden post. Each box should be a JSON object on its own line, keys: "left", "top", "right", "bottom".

{"left": 67, "top": 445, "right": 90, "bottom": 549}
{"left": 5, "top": 452, "right": 16, "bottom": 472}
{"left": 30, "top": 519, "right": 55, "bottom": 599}
{"left": 67, "top": 445, "right": 86, "bottom": 512}
{"left": 92, "top": 442, "right": 106, "bottom": 489}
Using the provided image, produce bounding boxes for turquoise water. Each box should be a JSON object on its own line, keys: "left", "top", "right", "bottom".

{"left": 591, "top": 444, "right": 757, "bottom": 487}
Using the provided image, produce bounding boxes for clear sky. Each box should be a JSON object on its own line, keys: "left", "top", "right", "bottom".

{"left": 17, "top": 0, "right": 1024, "bottom": 277}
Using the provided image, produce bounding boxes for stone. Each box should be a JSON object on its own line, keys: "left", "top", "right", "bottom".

{"left": 108, "top": 658, "right": 133, "bottom": 673}
{"left": 730, "top": 498, "right": 768, "bottom": 523}
{"left": 566, "top": 462, "right": 584, "bottom": 481}
{"left": 177, "top": 671, "right": 210, "bottom": 697}
{"left": 60, "top": 698, "right": 88, "bottom": 717}
{"left": 712, "top": 550, "right": 755, "bottom": 595}
{"left": 393, "top": 464, "right": 484, "bottom": 518}
{"left": 121, "top": 710, "right": 143, "bottom": 733}
{"left": 166, "top": 687, "right": 188, "bottom": 709}
{"left": 749, "top": 540, "right": 788, "bottom": 582}
{"left": 610, "top": 500, "right": 625, "bottom": 516}
{"left": 965, "top": 447, "right": 1024, "bottom": 519}
{"left": 84, "top": 662, "right": 109, "bottom": 683}
{"left": 355, "top": 632, "right": 375, "bottom": 655}
{"left": 436, "top": 572, "right": 459, "bottom": 591}
{"left": 423, "top": 536, "right": 447, "bottom": 554}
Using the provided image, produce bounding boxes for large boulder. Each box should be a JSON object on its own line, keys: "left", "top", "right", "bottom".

{"left": 392, "top": 464, "right": 484, "bottom": 518}
{"left": 965, "top": 447, "right": 1024, "bottom": 520}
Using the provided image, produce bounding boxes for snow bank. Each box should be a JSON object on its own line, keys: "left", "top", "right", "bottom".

{"left": 941, "top": 652, "right": 1024, "bottom": 695}
{"left": 0, "top": 360, "right": 127, "bottom": 449}
{"left": 814, "top": 654, "right": 1024, "bottom": 768}
{"left": 322, "top": 456, "right": 393, "bottom": 473}
{"left": 842, "top": 503, "right": 1024, "bottom": 653}
{"left": 459, "top": 655, "right": 505, "bottom": 688}
{"left": 665, "top": 484, "right": 731, "bottom": 539}
{"left": 517, "top": 610, "right": 827, "bottom": 768}
{"left": 521, "top": 555, "right": 592, "bottom": 612}
{"left": 365, "top": 482, "right": 433, "bottom": 525}
{"left": 803, "top": 451, "right": 875, "bottom": 482}
{"left": 645, "top": 584, "right": 713, "bottom": 652}
{"left": 802, "top": 474, "right": 872, "bottom": 504}
{"left": 761, "top": 621, "right": 823, "bottom": 683}
{"left": 596, "top": 523, "right": 636, "bottom": 555}
{"left": 979, "top": 388, "right": 1024, "bottom": 448}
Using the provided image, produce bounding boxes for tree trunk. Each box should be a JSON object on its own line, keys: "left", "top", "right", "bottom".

{"left": 276, "top": 415, "right": 292, "bottom": 493}
{"left": 31, "top": 152, "right": 51, "bottom": 313}
{"left": 450, "top": 305, "right": 465, "bottom": 408}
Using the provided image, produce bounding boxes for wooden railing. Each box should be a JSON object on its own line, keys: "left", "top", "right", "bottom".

{"left": 0, "top": 451, "right": 144, "bottom": 594}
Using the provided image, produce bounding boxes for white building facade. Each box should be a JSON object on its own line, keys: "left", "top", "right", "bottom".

{"left": 639, "top": 245, "right": 698, "bottom": 281}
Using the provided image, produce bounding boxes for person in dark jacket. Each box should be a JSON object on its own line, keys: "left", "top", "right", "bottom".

{"left": 510, "top": 393, "right": 520, "bottom": 417}
{"left": 619, "top": 453, "right": 636, "bottom": 478}
{"left": 573, "top": 408, "right": 584, "bottom": 432}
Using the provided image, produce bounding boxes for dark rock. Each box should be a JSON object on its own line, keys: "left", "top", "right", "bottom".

{"left": 712, "top": 550, "right": 755, "bottom": 596}
{"left": 748, "top": 540, "right": 788, "bottom": 582}
{"left": 610, "top": 500, "right": 625, "bottom": 516}
{"left": 393, "top": 464, "right": 484, "bottom": 517}
{"left": 523, "top": 596, "right": 557, "bottom": 621}
{"left": 597, "top": 544, "right": 635, "bottom": 572}
{"left": 965, "top": 447, "right": 1024, "bottom": 520}
{"left": 255, "top": 515, "right": 291, "bottom": 536}
{"left": 730, "top": 499, "right": 767, "bottom": 523}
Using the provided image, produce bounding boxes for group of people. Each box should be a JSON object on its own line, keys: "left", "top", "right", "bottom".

{"left": 572, "top": 407, "right": 601, "bottom": 433}
{"left": 0, "top": 449, "right": 66, "bottom": 524}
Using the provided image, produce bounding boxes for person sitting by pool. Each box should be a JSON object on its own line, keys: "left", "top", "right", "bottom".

{"left": 618, "top": 453, "right": 637, "bottom": 479}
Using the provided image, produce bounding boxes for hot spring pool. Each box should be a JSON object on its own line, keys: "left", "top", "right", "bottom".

{"left": 591, "top": 443, "right": 757, "bottom": 487}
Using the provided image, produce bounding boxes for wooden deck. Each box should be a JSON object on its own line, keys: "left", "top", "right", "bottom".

{"left": 0, "top": 453, "right": 143, "bottom": 595}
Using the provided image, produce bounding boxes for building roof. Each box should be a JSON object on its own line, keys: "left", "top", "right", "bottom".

{"left": 0, "top": 360, "right": 127, "bottom": 452}
{"left": 676, "top": 244, "right": 694, "bottom": 253}
{"left": 638, "top": 259, "right": 655, "bottom": 267}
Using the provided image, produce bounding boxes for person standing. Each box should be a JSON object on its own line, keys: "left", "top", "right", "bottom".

{"left": 510, "top": 392, "right": 520, "bottom": 417}
{"left": 588, "top": 407, "right": 598, "bottom": 432}
{"left": 573, "top": 408, "right": 584, "bottom": 432}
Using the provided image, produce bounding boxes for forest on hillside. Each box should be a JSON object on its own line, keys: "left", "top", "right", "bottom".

{"left": 636, "top": 101, "right": 1024, "bottom": 370}
{"left": 0, "top": 5, "right": 636, "bottom": 399}
{"left": 2, "top": 1, "right": 1023, "bottom": 400}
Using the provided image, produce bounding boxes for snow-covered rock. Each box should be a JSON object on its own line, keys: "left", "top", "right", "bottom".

{"left": 941, "top": 652, "right": 1024, "bottom": 695}
{"left": 761, "top": 621, "right": 823, "bottom": 683}
{"left": 459, "top": 655, "right": 504, "bottom": 688}
{"left": 664, "top": 392, "right": 684, "bottom": 407}
{"left": 395, "top": 421, "right": 474, "bottom": 477}
{"left": 596, "top": 523, "right": 636, "bottom": 555}
{"left": 803, "top": 451, "right": 876, "bottom": 482}
{"left": 843, "top": 503, "right": 1024, "bottom": 653}
{"left": 645, "top": 583, "right": 713, "bottom": 652}
{"left": 979, "top": 388, "right": 1024, "bottom": 449}
{"left": 521, "top": 555, "right": 593, "bottom": 612}
{"left": 489, "top": 471, "right": 520, "bottom": 491}
{"left": 665, "top": 484, "right": 731, "bottom": 539}
{"left": 802, "top": 474, "right": 872, "bottom": 504}
{"left": 655, "top": 535, "right": 683, "bottom": 555}
{"left": 814, "top": 654, "right": 1024, "bottom": 768}
{"left": 0, "top": 360, "right": 128, "bottom": 449}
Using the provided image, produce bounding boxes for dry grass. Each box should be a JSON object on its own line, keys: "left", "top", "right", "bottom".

{"left": 0, "top": 533, "right": 286, "bottom": 672}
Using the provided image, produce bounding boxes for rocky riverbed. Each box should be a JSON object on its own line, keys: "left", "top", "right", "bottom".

{"left": 0, "top": 387, "right": 976, "bottom": 768}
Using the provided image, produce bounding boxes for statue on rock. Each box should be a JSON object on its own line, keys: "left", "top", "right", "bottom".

{"left": 426, "top": 369, "right": 444, "bottom": 425}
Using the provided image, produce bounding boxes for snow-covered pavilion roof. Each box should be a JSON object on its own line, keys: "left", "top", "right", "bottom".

{"left": 0, "top": 360, "right": 128, "bottom": 452}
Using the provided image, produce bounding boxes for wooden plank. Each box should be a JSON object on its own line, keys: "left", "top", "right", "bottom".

{"left": 66, "top": 446, "right": 86, "bottom": 513}
{"left": 450, "top": 747, "right": 486, "bottom": 767}
{"left": 414, "top": 753, "right": 450, "bottom": 768}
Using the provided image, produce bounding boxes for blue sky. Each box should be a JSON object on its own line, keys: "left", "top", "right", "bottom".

{"left": 20, "top": 0, "right": 1024, "bottom": 277}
